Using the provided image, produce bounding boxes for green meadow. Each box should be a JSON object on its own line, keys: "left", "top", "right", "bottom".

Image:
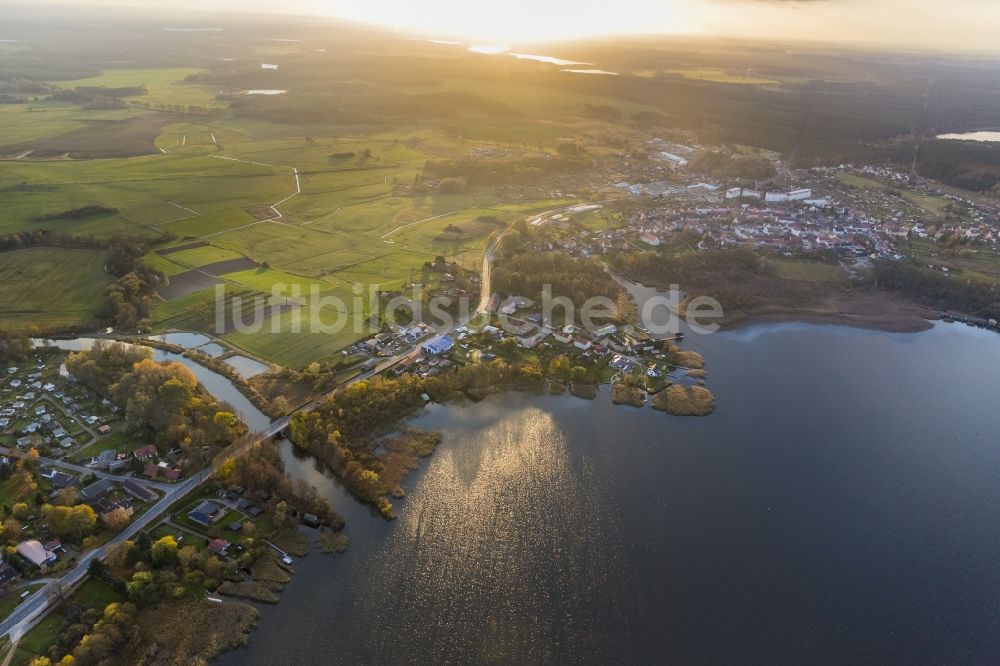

{"left": 0, "top": 247, "right": 113, "bottom": 331}
{"left": 0, "top": 59, "right": 602, "bottom": 365}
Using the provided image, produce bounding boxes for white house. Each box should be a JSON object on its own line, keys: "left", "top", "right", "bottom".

{"left": 653, "top": 151, "right": 688, "bottom": 167}
{"left": 592, "top": 324, "right": 618, "bottom": 339}
{"left": 17, "top": 540, "right": 56, "bottom": 567}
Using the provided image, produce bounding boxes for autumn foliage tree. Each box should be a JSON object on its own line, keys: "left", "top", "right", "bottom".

{"left": 67, "top": 343, "right": 248, "bottom": 465}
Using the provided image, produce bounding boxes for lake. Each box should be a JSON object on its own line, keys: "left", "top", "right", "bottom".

{"left": 937, "top": 131, "right": 1000, "bottom": 143}
{"left": 563, "top": 69, "right": 619, "bottom": 76}
{"left": 512, "top": 53, "right": 591, "bottom": 66}
{"left": 219, "top": 320, "right": 1000, "bottom": 664}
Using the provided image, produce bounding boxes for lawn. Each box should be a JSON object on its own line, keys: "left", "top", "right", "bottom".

{"left": 172, "top": 504, "right": 244, "bottom": 540}
{"left": 72, "top": 579, "right": 124, "bottom": 610}
{"left": 901, "top": 191, "right": 954, "bottom": 217}
{"left": 765, "top": 258, "right": 846, "bottom": 284}
{"left": 0, "top": 247, "right": 113, "bottom": 331}
{"left": 13, "top": 611, "right": 63, "bottom": 666}
{"left": 70, "top": 426, "right": 147, "bottom": 464}
{"left": 149, "top": 522, "right": 208, "bottom": 550}
{"left": 53, "top": 67, "right": 216, "bottom": 109}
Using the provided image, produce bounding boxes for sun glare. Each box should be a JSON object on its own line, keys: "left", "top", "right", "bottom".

{"left": 320, "top": 0, "right": 700, "bottom": 42}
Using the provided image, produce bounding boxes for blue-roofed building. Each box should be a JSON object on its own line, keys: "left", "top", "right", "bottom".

{"left": 422, "top": 335, "right": 454, "bottom": 356}
{"left": 188, "top": 500, "right": 224, "bottom": 527}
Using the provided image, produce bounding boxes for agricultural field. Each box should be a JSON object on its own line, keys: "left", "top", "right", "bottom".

{"left": 0, "top": 246, "right": 113, "bottom": 330}
{"left": 0, "top": 106, "right": 570, "bottom": 362}
{"left": 52, "top": 67, "right": 217, "bottom": 108}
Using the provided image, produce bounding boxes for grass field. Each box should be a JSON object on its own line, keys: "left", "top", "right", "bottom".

{"left": 149, "top": 522, "right": 208, "bottom": 550}
{"left": 13, "top": 612, "right": 63, "bottom": 666}
{"left": 0, "top": 247, "right": 113, "bottom": 330}
{"left": 766, "top": 258, "right": 847, "bottom": 284}
{"left": 70, "top": 427, "right": 148, "bottom": 464}
{"left": 53, "top": 67, "right": 217, "bottom": 108}
{"left": 0, "top": 65, "right": 581, "bottom": 366}
{"left": 72, "top": 579, "right": 125, "bottom": 610}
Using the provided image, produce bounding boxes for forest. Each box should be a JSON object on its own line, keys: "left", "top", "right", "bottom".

{"left": 918, "top": 140, "right": 1000, "bottom": 195}
{"left": 689, "top": 151, "right": 777, "bottom": 183}
{"left": 492, "top": 250, "right": 631, "bottom": 326}
{"left": 610, "top": 247, "right": 813, "bottom": 314}
{"left": 423, "top": 155, "right": 590, "bottom": 186}
{"left": 66, "top": 342, "right": 247, "bottom": 467}
{"left": 874, "top": 260, "right": 1000, "bottom": 317}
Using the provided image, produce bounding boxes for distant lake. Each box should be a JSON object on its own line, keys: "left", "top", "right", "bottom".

{"left": 245, "top": 89, "right": 287, "bottom": 95}
{"left": 220, "top": 321, "right": 1000, "bottom": 664}
{"left": 564, "top": 69, "right": 619, "bottom": 76}
{"left": 937, "top": 131, "right": 1000, "bottom": 143}
{"left": 468, "top": 44, "right": 509, "bottom": 55}
{"left": 512, "top": 53, "right": 591, "bottom": 66}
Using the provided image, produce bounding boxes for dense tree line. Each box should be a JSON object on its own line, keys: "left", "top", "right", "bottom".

{"left": 33, "top": 205, "right": 118, "bottom": 222}
{"left": 0, "top": 332, "right": 33, "bottom": 361}
{"left": 493, "top": 250, "right": 630, "bottom": 325}
{"left": 918, "top": 140, "right": 1000, "bottom": 195}
{"left": 424, "top": 155, "right": 589, "bottom": 186}
{"left": 66, "top": 342, "right": 248, "bottom": 466}
{"left": 30, "top": 531, "right": 248, "bottom": 664}
{"left": 228, "top": 89, "right": 520, "bottom": 127}
{"left": 0, "top": 231, "right": 168, "bottom": 332}
{"left": 101, "top": 238, "right": 166, "bottom": 332}
{"left": 0, "top": 229, "right": 108, "bottom": 252}
{"left": 51, "top": 85, "right": 146, "bottom": 103}
{"left": 216, "top": 441, "right": 342, "bottom": 528}
{"left": 610, "top": 248, "right": 814, "bottom": 313}
{"left": 874, "top": 260, "right": 1000, "bottom": 317}
{"left": 580, "top": 104, "right": 622, "bottom": 122}
{"left": 689, "top": 150, "right": 777, "bottom": 182}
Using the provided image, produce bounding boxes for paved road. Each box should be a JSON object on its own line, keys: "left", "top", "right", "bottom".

{"left": 0, "top": 469, "right": 206, "bottom": 641}
{"left": 0, "top": 447, "right": 176, "bottom": 493}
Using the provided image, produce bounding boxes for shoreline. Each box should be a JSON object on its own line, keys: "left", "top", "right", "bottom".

{"left": 719, "top": 292, "right": 939, "bottom": 335}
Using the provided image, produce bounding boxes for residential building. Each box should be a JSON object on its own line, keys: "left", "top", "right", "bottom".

{"left": 17, "top": 540, "right": 56, "bottom": 567}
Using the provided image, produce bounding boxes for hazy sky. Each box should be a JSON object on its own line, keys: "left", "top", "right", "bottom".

{"left": 28, "top": 0, "right": 1000, "bottom": 51}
